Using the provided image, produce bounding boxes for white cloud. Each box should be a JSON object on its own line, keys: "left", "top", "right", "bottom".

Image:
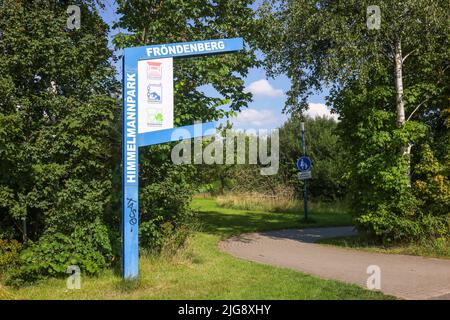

{"left": 245, "top": 79, "right": 284, "bottom": 98}
{"left": 231, "top": 108, "right": 283, "bottom": 129}
{"left": 306, "top": 103, "right": 338, "bottom": 120}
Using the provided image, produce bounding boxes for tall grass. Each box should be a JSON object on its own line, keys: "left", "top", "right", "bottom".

{"left": 215, "top": 192, "right": 349, "bottom": 214}
{"left": 216, "top": 192, "right": 294, "bottom": 212}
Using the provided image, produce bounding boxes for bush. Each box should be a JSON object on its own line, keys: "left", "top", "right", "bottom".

{"left": 356, "top": 207, "right": 420, "bottom": 243}
{"left": 356, "top": 205, "right": 449, "bottom": 244}
{"left": 0, "top": 239, "right": 22, "bottom": 275}
{"left": 138, "top": 159, "right": 196, "bottom": 253}
{"left": 353, "top": 142, "right": 450, "bottom": 244}
{"left": 139, "top": 217, "right": 165, "bottom": 252}
{"left": 139, "top": 219, "right": 196, "bottom": 260}
{"left": 160, "top": 223, "right": 194, "bottom": 258}
{"left": 5, "top": 222, "right": 112, "bottom": 286}
{"left": 413, "top": 144, "right": 450, "bottom": 218}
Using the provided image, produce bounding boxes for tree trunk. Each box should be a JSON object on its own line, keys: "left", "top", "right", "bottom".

{"left": 220, "top": 176, "right": 225, "bottom": 194}
{"left": 394, "top": 40, "right": 411, "bottom": 183}
{"left": 394, "top": 40, "right": 405, "bottom": 127}
{"left": 22, "top": 217, "right": 27, "bottom": 242}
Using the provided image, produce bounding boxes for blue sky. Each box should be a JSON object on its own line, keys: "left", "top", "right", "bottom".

{"left": 99, "top": 1, "right": 334, "bottom": 130}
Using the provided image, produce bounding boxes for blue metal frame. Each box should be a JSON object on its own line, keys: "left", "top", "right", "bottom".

{"left": 124, "top": 38, "right": 243, "bottom": 62}
{"left": 122, "top": 38, "right": 243, "bottom": 279}
{"left": 138, "top": 122, "right": 216, "bottom": 147}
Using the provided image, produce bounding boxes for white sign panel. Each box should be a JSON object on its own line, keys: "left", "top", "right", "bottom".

{"left": 298, "top": 171, "right": 312, "bottom": 180}
{"left": 138, "top": 58, "right": 174, "bottom": 133}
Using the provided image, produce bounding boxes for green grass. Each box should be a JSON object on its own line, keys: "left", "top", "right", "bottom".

{"left": 317, "top": 235, "right": 450, "bottom": 259}
{"left": 1, "top": 198, "right": 392, "bottom": 300}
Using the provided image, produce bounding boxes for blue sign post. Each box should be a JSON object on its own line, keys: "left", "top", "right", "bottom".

{"left": 122, "top": 38, "right": 243, "bottom": 279}
{"left": 297, "top": 122, "right": 311, "bottom": 221}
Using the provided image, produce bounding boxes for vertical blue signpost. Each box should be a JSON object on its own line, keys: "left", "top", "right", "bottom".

{"left": 122, "top": 38, "right": 243, "bottom": 279}
{"left": 302, "top": 122, "right": 307, "bottom": 221}
{"left": 302, "top": 122, "right": 308, "bottom": 221}
{"left": 122, "top": 50, "right": 139, "bottom": 279}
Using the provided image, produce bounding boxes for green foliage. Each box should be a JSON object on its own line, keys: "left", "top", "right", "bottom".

{"left": 194, "top": 125, "right": 251, "bottom": 195}
{"left": 113, "top": 0, "right": 259, "bottom": 123}
{"left": 138, "top": 147, "right": 196, "bottom": 252}
{"left": 414, "top": 144, "right": 450, "bottom": 217}
{"left": 279, "top": 115, "right": 347, "bottom": 200}
{"left": 0, "top": 239, "right": 22, "bottom": 275}
{"left": 6, "top": 221, "right": 112, "bottom": 286}
{"left": 3, "top": 199, "right": 389, "bottom": 300}
{"left": 318, "top": 235, "right": 450, "bottom": 259}
{"left": 194, "top": 198, "right": 353, "bottom": 238}
{"left": 1, "top": 0, "right": 260, "bottom": 284}
{"left": 196, "top": 116, "right": 346, "bottom": 201}
{"left": 260, "top": 0, "right": 450, "bottom": 243}
{"left": 0, "top": 1, "right": 119, "bottom": 283}
{"left": 334, "top": 86, "right": 447, "bottom": 243}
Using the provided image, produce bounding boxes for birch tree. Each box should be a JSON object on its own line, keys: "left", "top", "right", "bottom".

{"left": 259, "top": 0, "right": 449, "bottom": 241}
{"left": 260, "top": 0, "right": 448, "bottom": 177}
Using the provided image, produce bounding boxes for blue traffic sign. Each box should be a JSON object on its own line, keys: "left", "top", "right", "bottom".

{"left": 297, "top": 156, "right": 311, "bottom": 172}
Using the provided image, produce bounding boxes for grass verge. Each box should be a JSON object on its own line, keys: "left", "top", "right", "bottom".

{"left": 317, "top": 235, "right": 450, "bottom": 259}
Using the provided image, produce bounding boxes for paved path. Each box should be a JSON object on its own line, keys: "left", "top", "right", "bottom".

{"left": 219, "top": 227, "right": 450, "bottom": 300}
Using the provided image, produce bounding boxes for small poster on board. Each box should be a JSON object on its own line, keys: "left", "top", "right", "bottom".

{"left": 138, "top": 58, "right": 173, "bottom": 133}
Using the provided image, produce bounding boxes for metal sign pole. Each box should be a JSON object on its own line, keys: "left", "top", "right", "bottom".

{"left": 301, "top": 122, "right": 308, "bottom": 221}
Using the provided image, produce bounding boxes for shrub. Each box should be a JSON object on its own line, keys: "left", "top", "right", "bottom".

{"left": 0, "top": 239, "right": 22, "bottom": 275}
{"left": 139, "top": 217, "right": 165, "bottom": 253}
{"left": 138, "top": 161, "right": 196, "bottom": 254}
{"left": 140, "top": 218, "right": 197, "bottom": 257}
{"left": 5, "top": 222, "right": 112, "bottom": 286}
{"left": 353, "top": 141, "right": 450, "bottom": 244}
{"left": 160, "top": 223, "right": 193, "bottom": 258}
{"left": 413, "top": 144, "right": 450, "bottom": 218}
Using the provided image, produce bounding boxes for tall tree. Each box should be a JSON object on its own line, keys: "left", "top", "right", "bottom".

{"left": 0, "top": 0, "right": 119, "bottom": 280}
{"left": 259, "top": 0, "right": 449, "bottom": 241}
{"left": 260, "top": 0, "right": 448, "bottom": 177}
{"left": 114, "top": 0, "right": 259, "bottom": 124}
